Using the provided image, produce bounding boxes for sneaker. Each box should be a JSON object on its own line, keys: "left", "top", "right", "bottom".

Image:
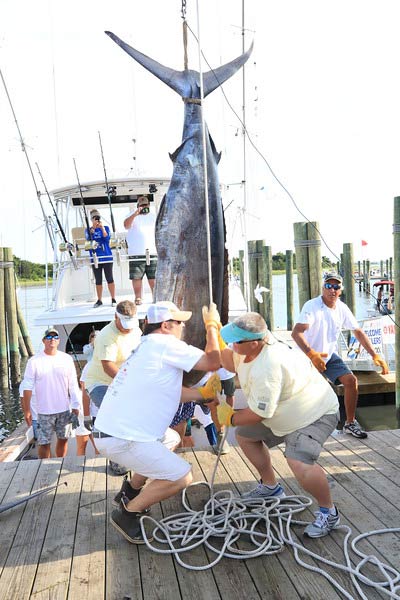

{"left": 112, "top": 475, "right": 142, "bottom": 507}
{"left": 241, "top": 480, "right": 285, "bottom": 500}
{"left": 111, "top": 298, "right": 117, "bottom": 307}
{"left": 93, "top": 300, "right": 103, "bottom": 308}
{"left": 304, "top": 508, "right": 340, "bottom": 538}
{"left": 109, "top": 460, "right": 129, "bottom": 476}
{"left": 343, "top": 420, "right": 367, "bottom": 439}
{"left": 110, "top": 498, "right": 151, "bottom": 544}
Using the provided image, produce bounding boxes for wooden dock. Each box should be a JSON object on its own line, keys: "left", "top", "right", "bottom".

{"left": 1, "top": 431, "right": 400, "bottom": 599}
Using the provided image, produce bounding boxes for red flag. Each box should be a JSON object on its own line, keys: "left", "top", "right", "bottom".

{"left": 361, "top": 240, "right": 368, "bottom": 246}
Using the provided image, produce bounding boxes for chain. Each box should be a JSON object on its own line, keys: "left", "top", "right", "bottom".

{"left": 181, "top": 0, "right": 187, "bottom": 20}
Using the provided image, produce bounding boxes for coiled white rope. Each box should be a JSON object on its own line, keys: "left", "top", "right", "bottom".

{"left": 137, "top": 432, "right": 400, "bottom": 598}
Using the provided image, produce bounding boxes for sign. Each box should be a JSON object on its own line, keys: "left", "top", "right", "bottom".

{"left": 346, "top": 318, "right": 383, "bottom": 360}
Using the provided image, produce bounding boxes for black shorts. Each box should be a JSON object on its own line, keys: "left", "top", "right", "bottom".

{"left": 92, "top": 262, "right": 114, "bottom": 285}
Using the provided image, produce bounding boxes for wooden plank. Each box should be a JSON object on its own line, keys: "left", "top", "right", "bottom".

{"left": 228, "top": 446, "right": 348, "bottom": 600}
{"left": 0, "top": 459, "right": 63, "bottom": 600}
{"left": 30, "top": 456, "right": 85, "bottom": 599}
{"left": 0, "top": 422, "right": 33, "bottom": 462}
{"left": 0, "top": 460, "right": 41, "bottom": 578}
{"left": 68, "top": 456, "right": 107, "bottom": 599}
{"left": 0, "top": 461, "right": 18, "bottom": 502}
{"left": 105, "top": 471, "right": 142, "bottom": 600}
{"left": 332, "top": 371, "right": 395, "bottom": 396}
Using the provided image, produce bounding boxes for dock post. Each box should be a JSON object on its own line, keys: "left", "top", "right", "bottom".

{"left": 286, "top": 250, "right": 294, "bottom": 330}
{"left": 18, "top": 324, "right": 28, "bottom": 358}
{"left": 393, "top": 197, "right": 400, "bottom": 424}
{"left": 16, "top": 296, "right": 34, "bottom": 357}
{"left": 390, "top": 257, "right": 393, "bottom": 280}
{"left": 293, "top": 222, "right": 310, "bottom": 310}
{"left": 247, "top": 240, "right": 257, "bottom": 312}
{"left": 0, "top": 248, "right": 8, "bottom": 388}
{"left": 260, "top": 243, "right": 273, "bottom": 330}
{"left": 362, "top": 260, "right": 366, "bottom": 291}
{"left": 358, "top": 261, "right": 362, "bottom": 291}
{"left": 380, "top": 260, "right": 384, "bottom": 278}
{"left": 366, "top": 260, "right": 370, "bottom": 292}
{"left": 3, "top": 247, "right": 20, "bottom": 385}
{"left": 343, "top": 243, "right": 356, "bottom": 315}
{"left": 239, "top": 250, "right": 245, "bottom": 303}
{"left": 307, "top": 222, "right": 322, "bottom": 299}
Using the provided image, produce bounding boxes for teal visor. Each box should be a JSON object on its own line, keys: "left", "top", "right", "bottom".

{"left": 220, "top": 322, "right": 266, "bottom": 344}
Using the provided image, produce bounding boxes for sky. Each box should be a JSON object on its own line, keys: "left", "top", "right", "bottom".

{"left": 1, "top": 0, "right": 400, "bottom": 265}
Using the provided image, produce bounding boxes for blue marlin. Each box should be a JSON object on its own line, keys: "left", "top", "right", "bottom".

{"left": 105, "top": 31, "right": 252, "bottom": 375}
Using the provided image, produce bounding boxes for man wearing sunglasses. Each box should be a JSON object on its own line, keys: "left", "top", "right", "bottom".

{"left": 292, "top": 272, "right": 389, "bottom": 439}
{"left": 22, "top": 327, "right": 81, "bottom": 458}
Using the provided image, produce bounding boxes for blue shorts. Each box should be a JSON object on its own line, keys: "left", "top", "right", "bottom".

{"left": 324, "top": 353, "right": 352, "bottom": 385}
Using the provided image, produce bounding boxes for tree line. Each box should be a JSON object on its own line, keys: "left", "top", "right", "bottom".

{"left": 14, "top": 256, "right": 53, "bottom": 281}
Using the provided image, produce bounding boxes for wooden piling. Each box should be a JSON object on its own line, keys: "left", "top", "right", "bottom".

{"left": 0, "top": 248, "right": 8, "bottom": 388}
{"left": 286, "top": 250, "right": 294, "bottom": 330}
{"left": 293, "top": 221, "right": 321, "bottom": 309}
{"left": 386, "top": 259, "right": 389, "bottom": 278}
{"left": 239, "top": 250, "right": 245, "bottom": 302}
{"left": 17, "top": 324, "right": 28, "bottom": 358}
{"left": 342, "top": 243, "right": 356, "bottom": 315}
{"left": 394, "top": 197, "right": 400, "bottom": 424}
{"left": 247, "top": 240, "right": 257, "bottom": 312}
{"left": 390, "top": 257, "right": 393, "bottom": 280}
{"left": 3, "top": 247, "right": 20, "bottom": 385}
{"left": 16, "top": 295, "right": 34, "bottom": 357}
{"left": 380, "top": 260, "right": 384, "bottom": 278}
{"left": 260, "top": 243, "right": 273, "bottom": 330}
{"left": 366, "top": 260, "right": 370, "bottom": 292}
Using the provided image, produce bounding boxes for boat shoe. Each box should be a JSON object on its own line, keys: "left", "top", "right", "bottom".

{"left": 110, "top": 498, "right": 151, "bottom": 544}
{"left": 112, "top": 475, "right": 143, "bottom": 507}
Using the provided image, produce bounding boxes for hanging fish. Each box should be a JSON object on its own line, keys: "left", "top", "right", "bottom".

{"left": 105, "top": 31, "right": 252, "bottom": 382}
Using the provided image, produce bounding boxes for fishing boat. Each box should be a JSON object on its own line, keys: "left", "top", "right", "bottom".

{"left": 33, "top": 176, "right": 247, "bottom": 359}
{"left": 373, "top": 279, "right": 394, "bottom": 315}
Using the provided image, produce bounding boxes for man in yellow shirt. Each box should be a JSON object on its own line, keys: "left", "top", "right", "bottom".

{"left": 85, "top": 300, "right": 142, "bottom": 473}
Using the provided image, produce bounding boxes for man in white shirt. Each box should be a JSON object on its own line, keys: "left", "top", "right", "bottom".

{"left": 292, "top": 272, "right": 389, "bottom": 438}
{"left": 22, "top": 327, "right": 81, "bottom": 459}
{"left": 123, "top": 195, "right": 157, "bottom": 305}
{"left": 93, "top": 301, "right": 221, "bottom": 544}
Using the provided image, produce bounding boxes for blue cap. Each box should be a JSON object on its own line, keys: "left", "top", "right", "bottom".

{"left": 220, "top": 322, "right": 267, "bottom": 344}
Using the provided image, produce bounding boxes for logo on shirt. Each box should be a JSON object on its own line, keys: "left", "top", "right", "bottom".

{"left": 257, "top": 402, "right": 266, "bottom": 410}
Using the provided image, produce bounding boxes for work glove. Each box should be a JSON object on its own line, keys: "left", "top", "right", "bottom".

{"left": 373, "top": 354, "right": 389, "bottom": 374}
{"left": 217, "top": 403, "right": 235, "bottom": 427}
{"left": 83, "top": 416, "right": 93, "bottom": 432}
{"left": 69, "top": 412, "right": 80, "bottom": 430}
{"left": 306, "top": 348, "right": 328, "bottom": 372}
{"left": 202, "top": 302, "right": 221, "bottom": 331}
{"left": 198, "top": 373, "right": 222, "bottom": 401}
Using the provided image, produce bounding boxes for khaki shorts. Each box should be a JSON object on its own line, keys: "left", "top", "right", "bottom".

{"left": 236, "top": 412, "right": 339, "bottom": 465}
{"left": 94, "top": 427, "right": 191, "bottom": 481}
{"left": 37, "top": 410, "right": 72, "bottom": 445}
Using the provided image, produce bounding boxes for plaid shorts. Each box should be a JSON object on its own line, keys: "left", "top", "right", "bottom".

{"left": 36, "top": 410, "right": 72, "bottom": 445}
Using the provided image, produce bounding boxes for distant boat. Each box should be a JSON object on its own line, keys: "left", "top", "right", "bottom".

{"left": 373, "top": 279, "right": 394, "bottom": 315}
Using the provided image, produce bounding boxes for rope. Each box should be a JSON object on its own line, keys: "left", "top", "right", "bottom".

{"left": 137, "top": 434, "right": 400, "bottom": 598}
{"left": 195, "top": 0, "right": 213, "bottom": 306}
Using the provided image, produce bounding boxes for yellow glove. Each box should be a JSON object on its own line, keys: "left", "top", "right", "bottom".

{"left": 373, "top": 354, "right": 389, "bottom": 374}
{"left": 217, "top": 327, "right": 227, "bottom": 350}
{"left": 217, "top": 403, "right": 235, "bottom": 427}
{"left": 202, "top": 302, "right": 221, "bottom": 331}
{"left": 306, "top": 348, "right": 328, "bottom": 372}
{"left": 198, "top": 373, "right": 222, "bottom": 400}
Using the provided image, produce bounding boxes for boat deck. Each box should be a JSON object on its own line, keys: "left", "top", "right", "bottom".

{"left": 1, "top": 430, "right": 400, "bottom": 599}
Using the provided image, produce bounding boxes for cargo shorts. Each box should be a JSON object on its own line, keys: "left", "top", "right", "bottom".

{"left": 236, "top": 412, "right": 339, "bottom": 465}
{"left": 36, "top": 410, "right": 72, "bottom": 445}
{"left": 129, "top": 255, "right": 157, "bottom": 280}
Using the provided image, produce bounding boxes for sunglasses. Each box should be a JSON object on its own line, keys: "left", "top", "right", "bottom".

{"left": 324, "top": 282, "right": 341, "bottom": 290}
{"left": 234, "top": 338, "right": 262, "bottom": 344}
{"left": 44, "top": 335, "right": 59, "bottom": 340}
{"left": 168, "top": 319, "right": 183, "bottom": 325}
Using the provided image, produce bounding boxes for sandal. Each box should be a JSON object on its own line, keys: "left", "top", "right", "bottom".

{"left": 135, "top": 297, "right": 142, "bottom": 305}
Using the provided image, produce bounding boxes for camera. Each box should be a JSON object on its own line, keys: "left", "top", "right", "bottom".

{"left": 140, "top": 206, "right": 150, "bottom": 215}
{"left": 94, "top": 216, "right": 101, "bottom": 221}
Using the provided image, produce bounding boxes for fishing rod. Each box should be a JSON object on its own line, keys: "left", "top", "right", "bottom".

{"left": 0, "top": 67, "right": 55, "bottom": 251}
{"left": 36, "top": 162, "right": 78, "bottom": 270}
{"left": 0, "top": 481, "right": 67, "bottom": 515}
{"left": 98, "top": 131, "right": 116, "bottom": 234}
{"left": 72, "top": 158, "right": 99, "bottom": 269}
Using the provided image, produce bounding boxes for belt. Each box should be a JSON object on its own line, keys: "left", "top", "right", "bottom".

{"left": 92, "top": 430, "right": 112, "bottom": 439}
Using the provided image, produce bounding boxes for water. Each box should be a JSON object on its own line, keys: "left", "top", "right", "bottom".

{"left": 0, "top": 277, "right": 390, "bottom": 441}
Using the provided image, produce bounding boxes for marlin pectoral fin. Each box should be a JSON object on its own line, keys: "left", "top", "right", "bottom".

{"left": 209, "top": 134, "right": 222, "bottom": 164}
{"left": 202, "top": 42, "right": 254, "bottom": 97}
{"left": 169, "top": 137, "right": 194, "bottom": 162}
{"left": 105, "top": 31, "right": 188, "bottom": 97}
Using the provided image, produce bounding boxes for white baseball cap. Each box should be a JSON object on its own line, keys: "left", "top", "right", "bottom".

{"left": 146, "top": 301, "right": 192, "bottom": 324}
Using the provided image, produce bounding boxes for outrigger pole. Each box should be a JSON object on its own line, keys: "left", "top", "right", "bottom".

{"left": 98, "top": 131, "right": 116, "bottom": 235}
{"left": 0, "top": 481, "right": 67, "bottom": 516}
{"left": 36, "top": 163, "right": 78, "bottom": 270}
{"left": 72, "top": 158, "right": 99, "bottom": 269}
{"left": 0, "top": 67, "right": 55, "bottom": 251}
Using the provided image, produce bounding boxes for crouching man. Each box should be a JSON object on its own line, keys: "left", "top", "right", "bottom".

{"left": 216, "top": 312, "right": 340, "bottom": 538}
{"left": 93, "top": 301, "right": 221, "bottom": 543}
